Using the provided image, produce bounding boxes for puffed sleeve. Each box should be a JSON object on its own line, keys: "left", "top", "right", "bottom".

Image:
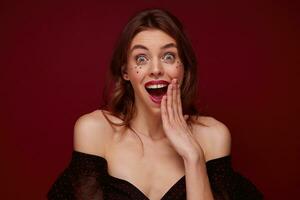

{"left": 206, "top": 156, "right": 263, "bottom": 200}
{"left": 47, "top": 151, "right": 107, "bottom": 200}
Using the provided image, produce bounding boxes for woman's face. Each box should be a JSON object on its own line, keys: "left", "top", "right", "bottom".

{"left": 124, "top": 29, "right": 184, "bottom": 109}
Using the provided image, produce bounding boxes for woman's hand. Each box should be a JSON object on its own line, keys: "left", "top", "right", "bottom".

{"left": 161, "top": 79, "right": 205, "bottom": 163}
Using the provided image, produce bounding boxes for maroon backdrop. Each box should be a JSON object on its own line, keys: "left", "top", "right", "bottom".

{"left": 0, "top": 0, "right": 299, "bottom": 199}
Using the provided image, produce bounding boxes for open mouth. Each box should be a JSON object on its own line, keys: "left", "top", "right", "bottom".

{"left": 145, "top": 85, "right": 168, "bottom": 97}
{"left": 144, "top": 81, "right": 169, "bottom": 104}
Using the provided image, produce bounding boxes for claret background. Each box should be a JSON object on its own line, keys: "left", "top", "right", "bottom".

{"left": 0, "top": 0, "right": 298, "bottom": 199}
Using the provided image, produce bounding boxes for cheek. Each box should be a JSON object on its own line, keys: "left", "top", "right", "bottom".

{"left": 166, "top": 61, "right": 184, "bottom": 81}
{"left": 128, "top": 65, "right": 147, "bottom": 81}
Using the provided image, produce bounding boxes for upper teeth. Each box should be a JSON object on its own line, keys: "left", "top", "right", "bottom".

{"left": 146, "top": 84, "right": 167, "bottom": 89}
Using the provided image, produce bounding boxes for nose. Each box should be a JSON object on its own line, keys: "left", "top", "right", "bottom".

{"left": 149, "top": 59, "right": 164, "bottom": 77}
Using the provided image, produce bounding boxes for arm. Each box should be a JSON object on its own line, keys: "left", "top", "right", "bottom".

{"left": 185, "top": 120, "right": 231, "bottom": 200}
{"left": 161, "top": 79, "right": 213, "bottom": 199}
{"left": 73, "top": 110, "right": 112, "bottom": 157}
{"left": 184, "top": 157, "right": 214, "bottom": 200}
{"left": 161, "top": 79, "right": 262, "bottom": 199}
{"left": 207, "top": 156, "right": 263, "bottom": 200}
{"left": 48, "top": 111, "right": 111, "bottom": 199}
{"left": 47, "top": 151, "right": 106, "bottom": 200}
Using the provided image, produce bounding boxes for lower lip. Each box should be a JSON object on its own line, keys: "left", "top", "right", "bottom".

{"left": 148, "top": 94, "right": 164, "bottom": 104}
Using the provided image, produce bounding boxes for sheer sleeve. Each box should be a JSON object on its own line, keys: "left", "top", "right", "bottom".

{"left": 206, "top": 156, "right": 263, "bottom": 200}
{"left": 47, "top": 151, "right": 107, "bottom": 200}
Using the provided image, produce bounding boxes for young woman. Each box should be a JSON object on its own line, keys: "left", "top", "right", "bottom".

{"left": 48, "top": 9, "right": 263, "bottom": 200}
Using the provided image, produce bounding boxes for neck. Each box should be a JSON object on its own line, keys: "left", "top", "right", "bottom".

{"left": 130, "top": 101, "right": 165, "bottom": 140}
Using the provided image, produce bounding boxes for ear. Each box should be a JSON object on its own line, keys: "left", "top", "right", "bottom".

{"left": 123, "top": 71, "right": 129, "bottom": 80}
{"left": 122, "top": 65, "right": 130, "bottom": 80}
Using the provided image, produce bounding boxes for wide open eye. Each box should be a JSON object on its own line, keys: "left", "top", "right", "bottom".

{"left": 136, "top": 54, "right": 149, "bottom": 65}
{"left": 162, "top": 52, "right": 176, "bottom": 64}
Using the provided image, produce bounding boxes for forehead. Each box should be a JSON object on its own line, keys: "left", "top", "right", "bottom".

{"left": 130, "top": 29, "right": 177, "bottom": 50}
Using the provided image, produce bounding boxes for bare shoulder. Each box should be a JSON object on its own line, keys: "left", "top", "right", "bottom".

{"left": 73, "top": 109, "right": 119, "bottom": 157}
{"left": 191, "top": 115, "right": 231, "bottom": 161}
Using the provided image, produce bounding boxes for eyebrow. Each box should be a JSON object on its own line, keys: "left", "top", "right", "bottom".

{"left": 130, "top": 43, "right": 177, "bottom": 53}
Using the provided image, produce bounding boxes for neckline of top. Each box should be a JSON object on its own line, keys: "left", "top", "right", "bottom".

{"left": 71, "top": 150, "right": 231, "bottom": 200}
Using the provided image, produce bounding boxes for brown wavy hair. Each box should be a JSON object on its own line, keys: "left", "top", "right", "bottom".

{"left": 101, "top": 8, "right": 203, "bottom": 128}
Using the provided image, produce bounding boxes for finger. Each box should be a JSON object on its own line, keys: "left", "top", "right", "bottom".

{"left": 177, "top": 80, "right": 184, "bottom": 121}
{"left": 172, "top": 79, "right": 179, "bottom": 119}
{"left": 161, "top": 95, "right": 170, "bottom": 126}
{"left": 184, "top": 115, "right": 189, "bottom": 121}
{"left": 167, "top": 82, "right": 174, "bottom": 122}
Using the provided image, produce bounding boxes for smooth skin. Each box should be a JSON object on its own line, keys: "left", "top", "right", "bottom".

{"left": 161, "top": 78, "right": 214, "bottom": 199}
{"left": 74, "top": 29, "right": 231, "bottom": 200}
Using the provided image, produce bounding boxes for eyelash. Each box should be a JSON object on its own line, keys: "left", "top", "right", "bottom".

{"left": 135, "top": 52, "right": 176, "bottom": 65}
{"left": 162, "top": 52, "right": 176, "bottom": 62}
{"left": 135, "top": 54, "right": 149, "bottom": 65}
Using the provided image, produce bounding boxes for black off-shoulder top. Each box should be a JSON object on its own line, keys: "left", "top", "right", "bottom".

{"left": 47, "top": 151, "right": 263, "bottom": 200}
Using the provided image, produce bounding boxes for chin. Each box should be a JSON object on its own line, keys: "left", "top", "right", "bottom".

{"left": 148, "top": 107, "right": 162, "bottom": 117}
{"left": 141, "top": 98, "right": 162, "bottom": 115}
